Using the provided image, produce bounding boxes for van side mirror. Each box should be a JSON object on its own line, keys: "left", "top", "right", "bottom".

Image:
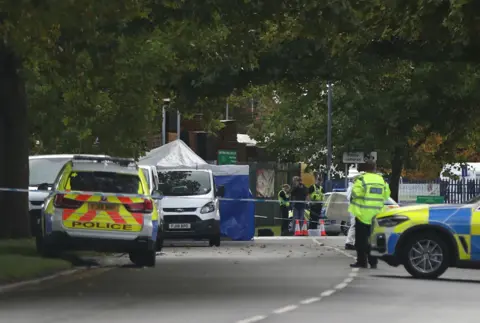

{"left": 152, "top": 190, "right": 163, "bottom": 199}
{"left": 37, "top": 183, "right": 50, "bottom": 191}
{"left": 216, "top": 185, "right": 225, "bottom": 197}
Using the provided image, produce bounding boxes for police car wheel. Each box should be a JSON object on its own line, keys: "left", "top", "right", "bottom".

{"left": 402, "top": 232, "right": 449, "bottom": 279}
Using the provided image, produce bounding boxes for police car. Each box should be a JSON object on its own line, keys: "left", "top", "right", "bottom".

{"left": 37, "top": 155, "right": 163, "bottom": 267}
{"left": 371, "top": 195, "right": 480, "bottom": 279}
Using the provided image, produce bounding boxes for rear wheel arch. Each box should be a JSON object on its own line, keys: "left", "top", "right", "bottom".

{"left": 395, "top": 225, "right": 458, "bottom": 266}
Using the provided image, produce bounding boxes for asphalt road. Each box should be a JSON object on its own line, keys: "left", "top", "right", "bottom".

{"left": 1, "top": 237, "right": 480, "bottom": 323}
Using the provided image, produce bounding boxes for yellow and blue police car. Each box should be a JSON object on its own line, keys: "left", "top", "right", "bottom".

{"left": 37, "top": 155, "right": 163, "bottom": 267}
{"left": 370, "top": 195, "right": 480, "bottom": 279}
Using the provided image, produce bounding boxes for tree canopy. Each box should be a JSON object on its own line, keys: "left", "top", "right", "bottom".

{"left": 1, "top": 0, "right": 479, "bottom": 237}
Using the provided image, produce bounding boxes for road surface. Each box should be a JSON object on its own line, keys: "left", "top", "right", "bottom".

{"left": 1, "top": 237, "right": 480, "bottom": 323}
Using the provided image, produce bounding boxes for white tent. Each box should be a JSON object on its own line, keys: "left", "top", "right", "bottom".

{"left": 139, "top": 140, "right": 208, "bottom": 168}
{"left": 139, "top": 139, "right": 249, "bottom": 176}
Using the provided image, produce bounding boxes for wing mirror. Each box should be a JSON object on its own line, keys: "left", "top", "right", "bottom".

{"left": 216, "top": 185, "right": 225, "bottom": 197}
{"left": 37, "top": 183, "right": 50, "bottom": 191}
{"left": 152, "top": 190, "right": 163, "bottom": 199}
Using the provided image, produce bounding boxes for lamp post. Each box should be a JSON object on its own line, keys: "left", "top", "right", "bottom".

{"left": 326, "top": 82, "right": 333, "bottom": 192}
{"left": 177, "top": 109, "right": 181, "bottom": 140}
{"left": 162, "top": 98, "right": 170, "bottom": 145}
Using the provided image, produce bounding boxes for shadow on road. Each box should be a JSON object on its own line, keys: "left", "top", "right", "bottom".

{"left": 372, "top": 274, "right": 480, "bottom": 284}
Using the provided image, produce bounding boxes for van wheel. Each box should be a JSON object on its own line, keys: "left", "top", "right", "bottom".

{"left": 129, "top": 249, "right": 156, "bottom": 267}
{"left": 209, "top": 235, "right": 221, "bottom": 247}
{"left": 402, "top": 232, "right": 449, "bottom": 279}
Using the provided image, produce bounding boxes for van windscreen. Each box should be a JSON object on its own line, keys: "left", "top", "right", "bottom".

{"left": 158, "top": 171, "right": 211, "bottom": 196}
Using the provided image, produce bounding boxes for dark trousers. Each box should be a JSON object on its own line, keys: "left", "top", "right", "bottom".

{"left": 280, "top": 206, "right": 289, "bottom": 234}
{"left": 354, "top": 219, "right": 378, "bottom": 266}
{"left": 309, "top": 204, "right": 322, "bottom": 229}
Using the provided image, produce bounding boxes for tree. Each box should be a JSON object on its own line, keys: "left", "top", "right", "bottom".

{"left": 0, "top": 0, "right": 152, "bottom": 238}
{"left": 2, "top": 0, "right": 286, "bottom": 238}
{"left": 247, "top": 58, "right": 480, "bottom": 201}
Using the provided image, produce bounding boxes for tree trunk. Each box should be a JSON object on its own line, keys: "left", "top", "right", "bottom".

{"left": 0, "top": 44, "right": 30, "bottom": 239}
{"left": 389, "top": 146, "right": 404, "bottom": 203}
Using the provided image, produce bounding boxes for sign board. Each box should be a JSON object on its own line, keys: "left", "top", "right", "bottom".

{"left": 343, "top": 152, "right": 377, "bottom": 164}
{"left": 416, "top": 196, "right": 445, "bottom": 204}
{"left": 218, "top": 150, "right": 237, "bottom": 165}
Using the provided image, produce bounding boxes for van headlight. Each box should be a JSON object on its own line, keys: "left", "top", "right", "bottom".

{"left": 200, "top": 202, "right": 215, "bottom": 214}
{"left": 377, "top": 215, "right": 409, "bottom": 227}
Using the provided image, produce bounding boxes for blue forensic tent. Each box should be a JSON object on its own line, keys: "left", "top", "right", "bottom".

{"left": 138, "top": 140, "right": 254, "bottom": 241}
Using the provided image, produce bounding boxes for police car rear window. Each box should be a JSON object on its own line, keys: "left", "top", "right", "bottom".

{"left": 68, "top": 171, "right": 141, "bottom": 194}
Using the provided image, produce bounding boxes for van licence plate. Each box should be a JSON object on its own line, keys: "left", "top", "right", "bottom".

{"left": 169, "top": 223, "right": 191, "bottom": 229}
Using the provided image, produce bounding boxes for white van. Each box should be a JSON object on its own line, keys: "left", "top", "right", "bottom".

{"left": 157, "top": 169, "right": 225, "bottom": 246}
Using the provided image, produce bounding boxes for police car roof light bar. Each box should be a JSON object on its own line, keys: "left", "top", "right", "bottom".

{"left": 72, "top": 155, "right": 137, "bottom": 167}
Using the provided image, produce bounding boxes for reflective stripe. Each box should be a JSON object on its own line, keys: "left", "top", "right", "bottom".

{"left": 349, "top": 173, "right": 389, "bottom": 224}
{"left": 350, "top": 201, "right": 383, "bottom": 210}
{"left": 61, "top": 193, "right": 145, "bottom": 231}
{"left": 354, "top": 196, "right": 385, "bottom": 202}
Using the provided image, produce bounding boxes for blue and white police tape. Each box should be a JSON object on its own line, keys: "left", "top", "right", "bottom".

{"left": 0, "top": 187, "right": 338, "bottom": 203}
{"left": 0, "top": 187, "right": 157, "bottom": 199}
{"left": 218, "top": 197, "right": 328, "bottom": 204}
{"left": 0, "top": 186, "right": 411, "bottom": 207}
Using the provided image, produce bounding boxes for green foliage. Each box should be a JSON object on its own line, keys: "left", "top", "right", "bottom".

{"left": 248, "top": 58, "right": 480, "bottom": 174}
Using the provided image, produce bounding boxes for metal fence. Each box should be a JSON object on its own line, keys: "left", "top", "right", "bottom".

{"left": 399, "top": 179, "right": 480, "bottom": 204}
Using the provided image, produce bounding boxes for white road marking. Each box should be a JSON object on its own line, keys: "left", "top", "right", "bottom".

{"left": 300, "top": 297, "right": 321, "bottom": 305}
{"left": 320, "top": 289, "right": 336, "bottom": 297}
{"left": 236, "top": 315, "right": 267, "bottom": 323}
{"left": 335, "top": 282, "right": 348, "bottom": 290}
{"left": 236, "top": 237, "right": 360, "bottom": 322}
{"left": 273, "top": 305, "right": 298, "bottom": 314}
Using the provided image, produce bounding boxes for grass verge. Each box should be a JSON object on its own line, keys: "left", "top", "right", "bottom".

{"left": 255, "top": 225, "right": 282, "bottom": 236}
{"left": 0, "top": 239, "right": 73, "bottom": 285}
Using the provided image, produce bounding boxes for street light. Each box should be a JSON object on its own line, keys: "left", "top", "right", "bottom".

{"left": 326, "top": 82, "right": 333, "bottom": 192}
{"left": 162, "top": 98, "right": 170, "bottom": 145}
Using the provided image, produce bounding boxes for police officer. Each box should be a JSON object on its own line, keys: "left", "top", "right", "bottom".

{"left": 308, "top": 175, "right": 324, "bottom": 229}
{"left": 348, "top": 160, "right": 391, "bottom": 269}
{"left": 278, "top": 184, "right": 291, "bottom": 236}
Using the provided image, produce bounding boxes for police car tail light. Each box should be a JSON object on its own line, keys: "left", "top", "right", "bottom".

{"left": 124, "top": 198, "right": 153, "bottom": 213}
{"left": 54, "top": 194, "right": 83, "bottom": 209}
{"left": 377, "top": 215, "right": 409, "bottom": 227}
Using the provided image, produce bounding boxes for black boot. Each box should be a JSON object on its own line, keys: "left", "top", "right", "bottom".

{"left": 350, "top": 262, "right": 367, "bottom": 268}
{"left": 345, "top": 243, "right": 355, "bottom": 250}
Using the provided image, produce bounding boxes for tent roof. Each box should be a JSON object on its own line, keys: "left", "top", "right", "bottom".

{"left": 138, "top": 140, "right": 207, "bottom": 168}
